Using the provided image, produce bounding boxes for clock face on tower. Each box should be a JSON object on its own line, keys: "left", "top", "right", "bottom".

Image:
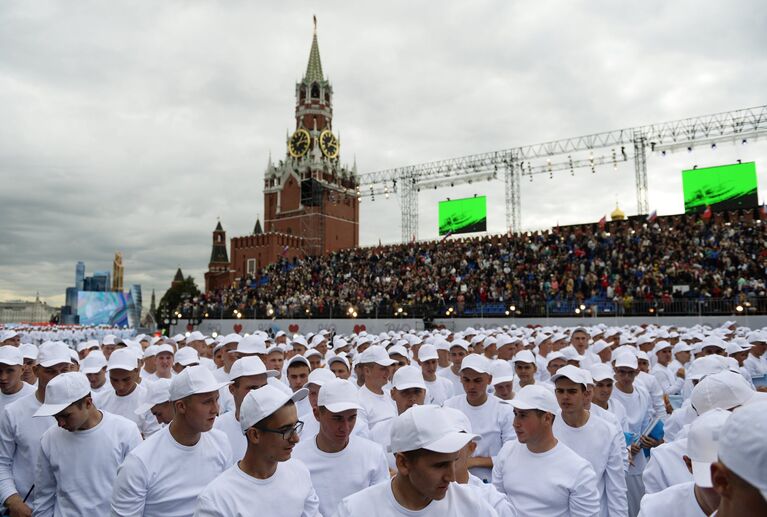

{"left": 288, "top": 128, "right": 311, "bottom": 158}
{"left": 319, "top": 130, "right": 339, "bottom": 159}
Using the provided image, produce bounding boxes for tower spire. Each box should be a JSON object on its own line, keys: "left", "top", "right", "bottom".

{"left": 304, "top": 17, "right": 324, "bottom": 83}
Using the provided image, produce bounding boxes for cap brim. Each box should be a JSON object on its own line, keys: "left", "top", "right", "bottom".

{"left": 691, "top": 460, "right": 713, "bottom": 488}
{"left": 367, "top": 358, "right": 397, "bottom": 366}
{"left": 39, "top": 358, "right": 72, "bottom": 368}
{"left": 134, "top": 402, "right": 156, "bottom": 415}
{"left": 418, "top": 354, "right": 439, "bottom": 362}
{"left": 290, "top": 387, "right": 309, "bottom": 403}
{"left": 492, "top": 375, "right": 515, "bottom": 385}
{"left": 323, "top": 401, "right": 362, "bottom": 413}
{"left": 423, "top": 431, "right": 479, "bottom": 453}
{"left": 506, "top": 398, "right": 559, "bottom": 414}
{"left": 34, "top": 403, "right": 70, "bottom": 418}
{"left": 81, "top": 367, "right": 104, "bottom": 375}
{"left": 393, "top": 382, "right": 427, "bottom": 391}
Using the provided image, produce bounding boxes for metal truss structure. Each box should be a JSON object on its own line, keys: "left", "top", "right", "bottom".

{"left": 356, "top": 104, "right": 767, "bottom": 242}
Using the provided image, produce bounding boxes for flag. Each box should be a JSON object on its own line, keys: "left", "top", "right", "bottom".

{"left": 598, "top": 215, "right": 606, "bottom": 231}
{"left": 281, "top": 245, "right": 289, "bottom": 257}
{"left": 702, "top": 205, "right": 712, "bottom": 221}
{"left": 440, "top": 231, "right": 454, "bottom": 243}
{"left": 378, "top": 238, "right": 382, "bottom": 247}
{"left": 646, "top": 210, "right": 657, "bottom": 223}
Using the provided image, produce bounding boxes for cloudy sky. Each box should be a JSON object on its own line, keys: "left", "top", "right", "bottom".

{"left": 1, "top": 0, "right": 766, "bottom": 306}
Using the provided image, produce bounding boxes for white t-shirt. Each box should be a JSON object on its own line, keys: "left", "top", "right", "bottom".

{"left": 33, "top": 411, "right": 142, "bottom": 517}
{"left": 636, "top": 372, "right": 667, "bottom": 421}
{"left": 213, "top": 411, "right": 246, "bottom": 460}
{"left": 333, "top": 478, "right": 500, "bottom": 517}
{"left": 91, "top": 382, "right": 114, "bottom": 397}
{"left": 194, "top": 459, "right": 321, "bottom": 517}
{"left": 611, "top": 385, "right": 653, "bottom": 474}
{"left": 651, "top": 363, "right": 684, "bottom": 396}
{"left": 553, "top": 413, "right": 628, "bottom": 517}
{"left": 437, "top": 367, "right": 463, "bottom": 394}
{"left": 293, "top": 435, "right": 389, "bottom": 517}
{"left": 443, "top": 394, "right": 515, "bottom": 482}
{"left": 492, "top": 441, "right": 600, "bottom": 517}
{"left": 96, "top": 383, "right": 162, "bottom": 437}
{"left": 642, "top": 438, "right": 692, "bottom": 494}
{"left": 423, "top": 377, "right": 454, "bottom": 405}
{"left": 111, "top": 426, "right": 233, "bottom": 517}
{"left": 357, "top": 386, "right": 396, "bottom": 429}
{"left": 637, "top": 481, "right": 706, "bottom": 517}
{"left": 467, "top": 475, "right": 516, "bottom": 517}
{"left": 0, "top": 392, "right": 55, "bottom": 503}
{"left": 0, "top": 383, "right": 34, "bottom": 415}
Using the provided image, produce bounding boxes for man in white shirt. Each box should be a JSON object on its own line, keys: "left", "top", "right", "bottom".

{"left": 570, "top": 328, "right": 599, "bottom": 368}
{"left": 417, "top": 345, "right": 454, "bottom": 405}
{"left": 512, "top": 350, "right": 539, "bottom": 392}
{"left": 294, "top": 378, "right": 388, "bottom": 516}
{"left": 489, "top": 360, "right": 515, "bottom": 401}
{"left": 32, "top": 372, "right": 142, "bottom": 516}
{"left": 111, "top": 366, "right": 233, "bottom": 517}
{"left": 0, "top": 342, "right": 70, "bottom": 517}
{"left": 151, "top": 344, "right": 175, "bottom": 381}
{"left": 81, "top": 352, "right": 112, "bottom": 397}
{"left": 651, "top": 341, "right": 685, "bottom": 396}
{"left": 492, "top": 384, "right": 600, "bottom": 517}
{"left": 437, "top": 339, "right": 470, "bottom": 394}
{"left": 133, "top": 378, "right": 173, "bottom": 427}
{"left": 551, "top": 365, "right": 628, "bottom": 517}
{"left": 638, "top": 408, "right": 729, "bottom": 517}
{"left": 0, "top": 347, "right": 34, "bottom": 414}
{"left": 97, "top": 349, "right": 161, "bottom": 437}
{"left": 213, "top": 356, "right": 277, "bottom": 459}
{"left": 356, "top": 345, "right": 397, "bottom": 430}
{"left": 444, "top": 354, "right": 515, "bottom": 482}
{"left": 589, "top": 363, "right": 629, "bottom": 433}
{"left": 194, "top": 384, "right": 321, "bottom": 516}
{"left": 743, "top": 331, "right": 766, "bottom": 380}
{"left": 334, "top": 405, "right": 499, "bottom": 516}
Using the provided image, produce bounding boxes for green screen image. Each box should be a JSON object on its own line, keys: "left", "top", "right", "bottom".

{"left": 682, "top": 162, "right": 758, "bottom": 213}
{"left": 438, "top": 196, "right": 487, "bottom": 236}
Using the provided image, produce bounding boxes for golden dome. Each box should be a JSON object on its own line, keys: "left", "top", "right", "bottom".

{"left": 611, "top": 203, "right": 625, "bottom": 221}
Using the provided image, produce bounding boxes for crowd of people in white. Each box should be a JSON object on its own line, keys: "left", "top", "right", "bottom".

{"left": 0, "top": 321, "right": 764, "bottom": 517}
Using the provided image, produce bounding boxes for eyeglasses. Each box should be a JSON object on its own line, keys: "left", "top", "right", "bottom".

{"left": 254, "top": 420, "right": 304, "bottom": 440}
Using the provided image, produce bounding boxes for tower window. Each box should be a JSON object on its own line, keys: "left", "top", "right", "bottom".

{"left": 300, "top": 87, "right": 306, "bottom": 101}
{"left": 311, "top": 83, "right": 320, "bottom": 99}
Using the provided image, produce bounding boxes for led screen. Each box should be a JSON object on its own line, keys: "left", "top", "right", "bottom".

{"left": 682, "top": 162, "right": 758, "bottom": 213}
{"left": 438, "top": 196, "right": 487, "bottom": 236}
{"left": 77, "top": 291, "right": 135, "bottom": 327}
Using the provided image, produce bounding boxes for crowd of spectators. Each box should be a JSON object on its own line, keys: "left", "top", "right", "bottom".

{"left": 177, "top": 209, "right": 767, "bottom": 319}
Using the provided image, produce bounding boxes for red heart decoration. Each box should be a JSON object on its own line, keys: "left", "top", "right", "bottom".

{"left": 359, "top": 324, "right": 366, "bottom": 332}
{"left": 186, "top": 323, "right": 194, "bottom": 332}
{"left": 354, "top": 324, "right": 367, "bottom": 334}
{"left": 288, "top": 324, "right": 299, "bottom": 333}
{"left": 233, "top": 324, "right": 243, "bottom": 333}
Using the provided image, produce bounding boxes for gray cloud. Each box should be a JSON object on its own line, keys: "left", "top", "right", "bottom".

{"left": 1, "top": 0, "right": 766, "bottom": 305}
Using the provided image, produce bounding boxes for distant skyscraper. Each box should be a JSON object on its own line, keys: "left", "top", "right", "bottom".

{"left": 88, "top": 271, "right": 110, "bottom": 292}
{"left": 65, "top": 287, "right": 78, "bottom": 316}
{"left": 112, "top": 252, "right": 124, "bottom": 292}
{"left": 75, "top": 262, "right": 85, "bottom": 291}
{"left": 129, "top": 284, "right": 142, "bottom": 326}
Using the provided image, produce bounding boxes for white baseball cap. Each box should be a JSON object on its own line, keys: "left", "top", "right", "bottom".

{"left": 672, "top": 342, "right": 692, "bottom": 354}
{"left": 174, "top": 347, "right": 200, "bottom": 366}
{"left": 19, "top": 343, "right": 38, "bottom": 361}
{"left": 653, "top": 341, "right": 673, "bottom": 353}
{"left": 357, "top": 345, "right": 397, "bottom": 367}
{"left": 389, "top": 405, "right": 479, "bottom": 454}
{"left": 613, "top": 352, "right": 638, "bottom": 370}
{"left": 318, "top": 379, "right": 362, "bottom": 413}
{"left": 506, "top": 385, "right": 560, "bottom": 415}
{"left": 448, "top": 339, "right": 470, "bottom": 352}
{"left": 287, "top": 355, "right": 311, "bottom": 369}
{"left": 34, "top": 372, "right": 91, "bottom": 417}
{"left": 690, "top": 371, "right": 755, "bottom": 415}
{"left": 228, "top": 356, "right": 278, "bottom": 382}
{"left": 239, "top": 384, "right": 308, "bottom": 433}
{"left": 489, "top": 360, "right": 515, "bottom": 385}
{"left": 169, "top": 365, "right": 231, "bottom": 401}
{"left": 687, "top": 408, "right": 729, "bottom": 487}
{"left": 327, "top": 355, "right": 350, "bottom": 371}
{"left": 142, "top": 345, "right": 159, "bottom": 358}
{"left": 306, "top": 367, "right": 336, "bottom": 387}
{"left": 102, "top": 334, "right": 117, "bottom": 345}
{"left": 589, "top": 363, "right": 615, "bottom": 382}
{"left": 513, "top": 350, "right": 536, "bottom": 364}
{"left": 187, "top": 331, "right": 205, "bottom": 342}
{"left": 688, "top": 355, "right": 729, "bottom": 381}
{"left": 550, "top": 365, "right": 589, "bottom": 388}
{"left": 134, "top": 378, "right": 172, "bottom": 415}
{"left": 38, "top": 342, "right": 73, "bottom": 368}
{"left": 591, "top": 340, "right": 611, "bottom": 355}
{"left": 417, "top": 344, "right": 439, "bottom": 362}
{"left": 156, "top": 344, "right": 174, "bottom": 356}
{"left": 717, "top": 401, "right": 767, "bottom": 502}
{"left": 107, "top": 348, "right": 138, "bottom": 372}
{"left": 80, "top": 351, "right": 107, "bottom": 374}
{"left": 459, "top": 354, "right": 490, "bottom": 374}
{"left": 545, "top": 351, "right": 567, "bottom": 365}
{"left": 76, "top": 340, "right": 100, "bottom": 353}
{"left": 234, "top": 335, "right": 268, "bottom": 355}
{"left": 392, "top": 365, "right": 427, "bottom": 391}
{"left": 0, "top": 346, "right": 22, "bottom": 367}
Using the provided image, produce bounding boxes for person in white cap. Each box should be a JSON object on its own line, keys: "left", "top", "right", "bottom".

{"left": 356, "top": 345, "right": 397, "bottom": 431}
{"left": 437, "top": 339, "right": 470, "bottom": 394}
{"left": 444, "top": 354, "right": 515, "bottom": 482}
{"left": 743, "top": 331, "right": 766, "bottom": 380}
{"left": 441, "top": 407, "right": 516, "bottom": 517}
{"left": 213, "top": 356, "right": 277, "bottom": 459}
{"left": 589, "top": 363, "right": 629, "bottom": 433}
{"left": 81, "top": 351, "right": 113, "bottom": 397}
{"left": 0, "top": 342, "right": 71, "bottom": 517}
{"left": 173, "top": 347, "right": 200, "bottom": 373}
{"left": 184, "top": 331, "right": 216, "bottom": 370}
{"left": 512, "top": 350, "right": 538, "bottom": 392}
{"left": 638, "top": 408, "right": 729, "bottom": 517}
{"left": 489, "top": 360, "right": 515, "bottom": 401}
{"left": 19, "top": 345, "right": 37, "bottom": 387}
{"left": 417, "top": 344, "right": 454, "bottom": 405}
{"left": 611, "top": 352, "right": 655, "bottom": 516}
{"left": 111, "top": 365, "right": 233, "bottom": 516}
{"left": 492, "top": 384, "right": 600, "bottom": 517}
{"left": 96, "top": 349, "right": 160, "bottom": 437}
{"left": 710, "top": 400, "right": 767, "bottom": 516}
{"left": 327, "top": 354, "right": 351, "bottom": 380}
{"left": 0, "top": 332, "right": 20, "bottom": 348}
{"left": 101, "top": 335, "right": 118, "bottom": 360}
{"left": 551, "top": 366, "right": 628, "bottom": 517}
{"left": 193, "top": 384, "right": 321, "bottom": 516}
{"left": 139, "top": 344, "right": 159, "bottom": 380}
{"left": 0, "top": 347, "right": 34, "bottom": 414}
{"left": 212, "top": 334, "right": 242, "bottom": 382}
{"left": 31, "top": 372, "right": 142, "bottom": 516}
{"left": 134, "top": 378, "right": 173, "bottom": 427}
{"left": 293, "top": 378, "right": 388, "bottom": 516}
{"left": 669, "top": 342, "right": 692, "bottom": 376}
{"left": 151, "top": 344, "right": 175, "bottom": 381}
{"left": 570, "top": 328, "right": 598, "bottom": 368}
{"left": 651, "top": 341, "right": 685, "bottom": 396}
{"left": 334, "top": 404, "right": 500, "bottom": 516}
